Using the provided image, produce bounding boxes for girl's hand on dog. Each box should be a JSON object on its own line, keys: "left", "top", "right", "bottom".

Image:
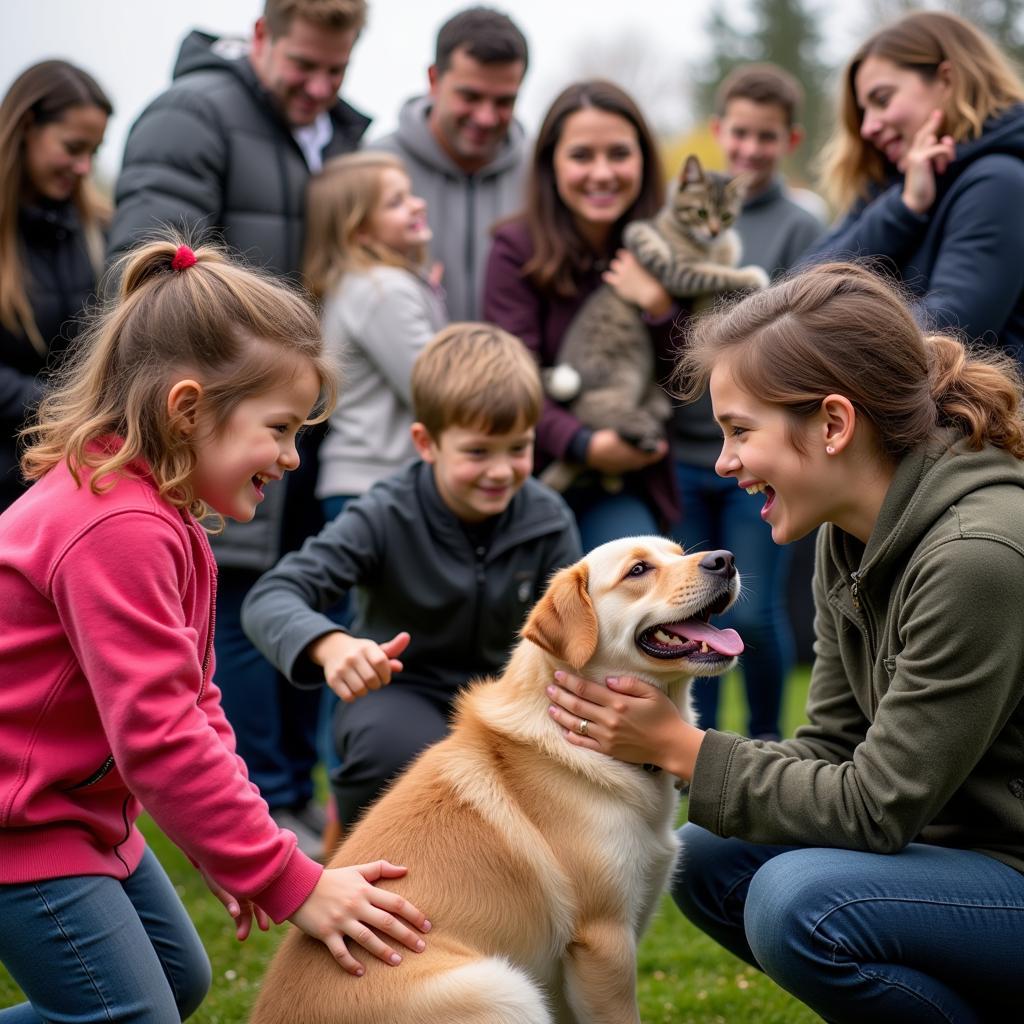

{"left": 200, "top": 868, "right": 271, "bottom": 941}
{"left": 289, "top": 860, "right": 431, "bottom": 976}
{"left": 309, "top": 631, "right": 411, "bottom": 702}
{"left": 547, "top": 671, "right": 705, "bottom": 781}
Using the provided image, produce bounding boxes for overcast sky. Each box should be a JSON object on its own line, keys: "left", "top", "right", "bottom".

{"left": 2, "top": 0, "right": 864, "bottom": 182}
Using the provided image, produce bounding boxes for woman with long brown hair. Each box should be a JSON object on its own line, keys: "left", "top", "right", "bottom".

{"left": 482, "top": 79, "right": 679, "bottom": 548}
{"left": 0, "top": 59, "right": 112, "bottom": 510}
{"left": 548, "top": 261, "right": 1024, "bottom": 1021}
{"left": 810, "top": 10, "right": 1024, "bottom": 361}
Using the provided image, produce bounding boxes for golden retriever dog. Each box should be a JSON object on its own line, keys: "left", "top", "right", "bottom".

{"left": 250, "top": 536, "right": 743, "bottom": 1024}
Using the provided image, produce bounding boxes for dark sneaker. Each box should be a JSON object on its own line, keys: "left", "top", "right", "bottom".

{"left": 270, "top": 807, "right": 324, "bottom": 860}
{"left": 289, "top": 800, "right": 327, "bottom": 837}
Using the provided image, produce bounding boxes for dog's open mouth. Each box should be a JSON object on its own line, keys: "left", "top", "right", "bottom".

{"left": 637, "top": 590, "right": 744, "bottom": 662}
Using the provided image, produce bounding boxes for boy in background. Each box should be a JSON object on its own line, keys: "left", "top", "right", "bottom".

{"left": 242, "top": 324, "right": 580, "bottom": 838}
{"left": 671, "top": 64, "right": 826, "bottom": 742}
{"left": 712, "top": 62, "right": 826, "bottom": 277}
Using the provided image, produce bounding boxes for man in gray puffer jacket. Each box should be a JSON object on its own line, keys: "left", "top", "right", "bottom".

{"left": 107, "top": 0, "right": 371, "bottom": 857}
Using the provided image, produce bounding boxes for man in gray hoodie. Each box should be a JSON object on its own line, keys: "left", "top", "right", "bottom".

{"left": 371, "top": 7, "right": 529, "bottom": 321}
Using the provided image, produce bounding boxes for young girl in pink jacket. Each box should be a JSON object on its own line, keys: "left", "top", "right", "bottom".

{"left": 0, "top": 238, "right": 429, "bottom": 1021}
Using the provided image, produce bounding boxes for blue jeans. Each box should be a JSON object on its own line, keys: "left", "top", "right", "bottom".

{"left": 563, "top": 479, "right": 660, "bottom": 553}
{"left": 0, "top": 848, "right": 210, "bottom": 1022}
{"left": 215, "top": 567, "right": 320, "bottom": 810}
{"left": 671, "top": 461, "right": 793, "bottom": 738}
{"left": 317, "top": 496, "right": 358, "bottom": 777}
{"left": 672, "top": 823, "right": 1024, "bottom": 1023}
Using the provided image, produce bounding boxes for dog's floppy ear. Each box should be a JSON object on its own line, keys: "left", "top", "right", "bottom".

{"left": 521, "top": 563, "right": 598, "bottom": 670}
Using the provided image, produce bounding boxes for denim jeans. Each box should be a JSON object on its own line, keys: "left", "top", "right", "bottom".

{"left": 671, "top": 460, "right": 793, "bottom": 738}
{"left": 563, "top": 480, "right": 660, "bottom": 553}
{"left": 672, "top": 823, "right": 1024, "bottom": 1023}
{"left": 0, "top": 848, "right": 210, "bottom": 1023}
{"left": 317, "top": 495, "right": 358, "bottom": 777}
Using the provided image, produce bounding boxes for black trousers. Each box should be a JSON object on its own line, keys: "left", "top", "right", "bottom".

{"left": 330, "top": 683, "right": 455, "bottom": 826}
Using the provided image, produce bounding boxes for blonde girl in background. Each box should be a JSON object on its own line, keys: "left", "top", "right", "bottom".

{"left": 304, "top": 152, "right": 448, "bottom": 853}
{"left": 305, "top": 151, "right": 447, "bottom": 520}
{"left": 0, "top": 238, "right": 429, "bottom": 1023}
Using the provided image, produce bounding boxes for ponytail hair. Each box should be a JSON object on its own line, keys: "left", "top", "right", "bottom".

{"left": 675, "top": 262, "right": 1024, "bottom": 460}
{"left": 924, "top": 333, "right": 1024, "bottom": 457}
{"left": 21, "top": 234, "right": 338, "bottom": 519}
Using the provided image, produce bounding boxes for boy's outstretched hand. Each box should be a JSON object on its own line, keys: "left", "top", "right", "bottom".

{"left": 289, "top": 860, "right": 431, "bottom": 976}
{"left": 309, "top": 631, "right": 411, "bottom": 702}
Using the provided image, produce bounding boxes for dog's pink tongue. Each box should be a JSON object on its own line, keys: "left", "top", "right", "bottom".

{"left": 663, "top": 619, "right": 744, "bottom": 656}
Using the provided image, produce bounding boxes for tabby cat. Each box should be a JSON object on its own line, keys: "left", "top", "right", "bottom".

{"left": 541, "top": 154, "right": 769, "bottom": 493}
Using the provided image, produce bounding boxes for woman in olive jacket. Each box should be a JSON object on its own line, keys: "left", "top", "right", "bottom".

{"left": 548, "top": 262, "right": 1024, "bottom": 1023}
{"left": 0, "top": 60, "right": 111, "bottom": 510}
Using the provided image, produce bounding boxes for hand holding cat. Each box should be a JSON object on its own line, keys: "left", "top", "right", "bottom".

{"left": 900, "top": 109, "right": 956, "bottom": 215}
{"left": 604, "top": 250, "right": 673, "bottom": 319}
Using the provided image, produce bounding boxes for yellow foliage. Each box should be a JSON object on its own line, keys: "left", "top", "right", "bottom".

{"left": 658, "top": 122, "right": 724, "bottom": 178}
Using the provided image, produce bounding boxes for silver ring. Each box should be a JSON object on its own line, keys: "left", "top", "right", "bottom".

{"left": 578, "top": 718, "right": 590, "bottom": 737}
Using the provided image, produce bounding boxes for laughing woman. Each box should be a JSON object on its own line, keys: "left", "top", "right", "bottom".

{"left": 807, "top": 11, "right": 1024, "bottom": 362}
{"left": 0, "top": 60, "right": 111, "bottom": 510}
{"left": 547, "top": 262, "right": 1024, "bottom": 1023}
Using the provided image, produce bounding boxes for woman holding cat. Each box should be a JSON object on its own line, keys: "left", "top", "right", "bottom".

{"left": 482, "top": 79, "right": 679, "bottom": 549}
{"left": 547, "top": 261, "right": 1024, "bottom": 1022}
{"left": 808, "top": 10, "right": 1024, "bottom": 361}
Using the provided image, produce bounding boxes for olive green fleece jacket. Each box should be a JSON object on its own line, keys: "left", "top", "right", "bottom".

{"left": 689, "top": 433, "right": 1024, "bottom": 875}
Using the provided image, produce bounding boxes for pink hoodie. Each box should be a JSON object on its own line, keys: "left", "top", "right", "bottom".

{"left": 0, "top": 458, "right": 321, "bottom": 922}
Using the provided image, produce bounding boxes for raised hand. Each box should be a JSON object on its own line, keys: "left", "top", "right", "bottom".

{"left": 309, "top": 631, "right": 411, "bottom": 703}
{"left": 900, "top": 108, "right": 956, "bottom": 215}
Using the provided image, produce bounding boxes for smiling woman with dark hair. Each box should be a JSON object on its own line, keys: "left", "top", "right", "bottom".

{"left": 0, "top": 59, "right": 111, "bottom": 511}
{"left": 483, "top": 79, "right": 680, "bottom": 550}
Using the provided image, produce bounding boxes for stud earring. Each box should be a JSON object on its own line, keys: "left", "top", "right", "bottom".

{"left": 826, "top": 444, "right": 836, "bottom": 455}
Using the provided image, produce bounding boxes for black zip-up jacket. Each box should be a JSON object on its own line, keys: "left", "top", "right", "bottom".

{"left": 1, "top": 201, "right": 97, "bottom": 506}
{"left": 807, "top": 104, "right": 1024, "bottom": 364}
{"left": 240, "top": 460, "right": 582, "bottom": 697}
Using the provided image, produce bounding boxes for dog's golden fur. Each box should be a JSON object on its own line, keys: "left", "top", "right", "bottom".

{"left": 250, "top": 536, "right": 740, "bottom": 1024}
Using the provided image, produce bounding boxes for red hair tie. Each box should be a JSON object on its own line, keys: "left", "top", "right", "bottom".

{"left": 171, "top": 244, "right": 198, "bottom": 271}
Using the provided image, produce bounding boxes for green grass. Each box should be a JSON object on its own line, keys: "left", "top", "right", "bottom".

{"left": 1, "top": 668, "right": 820, "bottom": 1022}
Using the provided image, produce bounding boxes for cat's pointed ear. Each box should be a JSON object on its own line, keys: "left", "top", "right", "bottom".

{"left": 682, "top": 155, "right": 704, "bottom": 186}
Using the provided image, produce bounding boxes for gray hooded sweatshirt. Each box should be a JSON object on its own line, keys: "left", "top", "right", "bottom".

{"left": 370, "top": 95, "right": 528, "bottom": 321}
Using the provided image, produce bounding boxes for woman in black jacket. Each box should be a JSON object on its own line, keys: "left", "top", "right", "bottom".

{"left": 808, "top": 11, "right": 1024, "bottom": 361}
{"left": 0, "top": 60, "right": 111, "bottom": 509}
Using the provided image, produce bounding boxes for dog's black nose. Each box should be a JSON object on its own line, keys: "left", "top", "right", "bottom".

{"left": 699, "top": 550, "right": 736, "bottom": 579}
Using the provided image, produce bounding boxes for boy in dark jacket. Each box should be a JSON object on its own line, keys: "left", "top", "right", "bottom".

{"left": 242, "top": 324, "right": 581, "bottom": 832}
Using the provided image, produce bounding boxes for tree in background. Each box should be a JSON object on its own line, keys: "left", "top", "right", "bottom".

{"left": 698, "top": 0, "right": 832, "bottom": 184}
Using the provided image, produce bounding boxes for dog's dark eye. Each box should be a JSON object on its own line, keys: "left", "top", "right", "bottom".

{"left": 628, "top": 561, "right": 651, "bottom": 578}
